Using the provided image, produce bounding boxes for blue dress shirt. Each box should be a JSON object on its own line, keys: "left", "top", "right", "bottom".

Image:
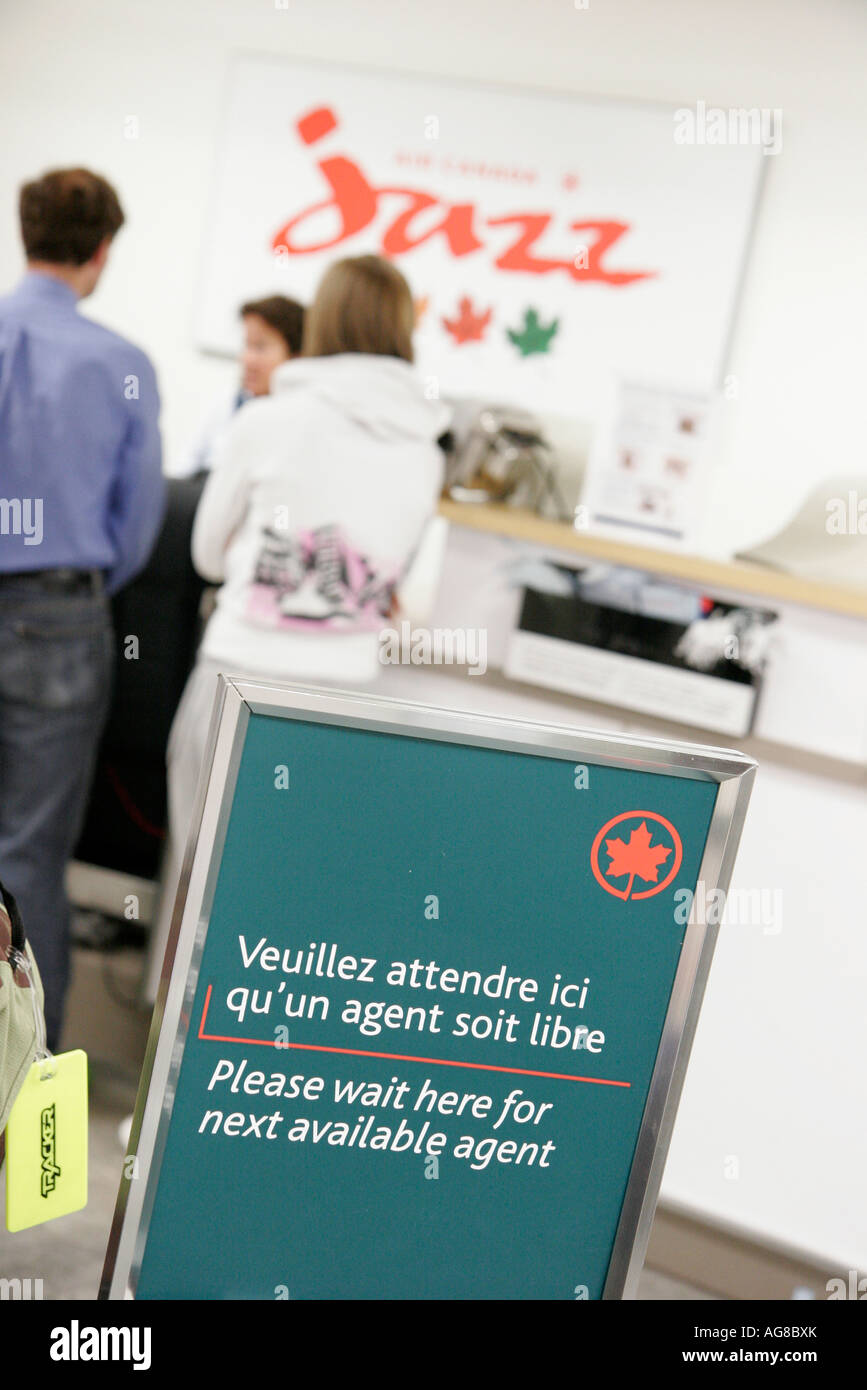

{"left": 0, "top": 272, "right": 165, "bottom": 593}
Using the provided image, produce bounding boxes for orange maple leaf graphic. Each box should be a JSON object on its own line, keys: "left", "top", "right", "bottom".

{"left": 604, "top": 821, "right": 672, "bottom": 899}
{"left": 441, "top": 296, "right": 492, "bottom": 345}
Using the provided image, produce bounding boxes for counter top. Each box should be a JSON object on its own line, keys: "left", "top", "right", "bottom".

{"left": 438, "top": 499, "right": 867, "bottom": 620}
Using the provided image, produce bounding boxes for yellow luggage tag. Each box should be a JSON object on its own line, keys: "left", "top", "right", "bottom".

{"left": 5, "top": 984, "right": 88, "bottom": 1231}
{"left": 5, "top": 1049, "right": 88, "bottom": 1231}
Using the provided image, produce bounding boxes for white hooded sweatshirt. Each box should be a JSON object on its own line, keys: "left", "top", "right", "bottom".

{"left": 192, "top": 353, "right": 450, "bottom": 683}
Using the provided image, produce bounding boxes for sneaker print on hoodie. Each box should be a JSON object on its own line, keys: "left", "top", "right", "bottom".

{"left": 247, "top": 523, "right": 396, "bottom": 630}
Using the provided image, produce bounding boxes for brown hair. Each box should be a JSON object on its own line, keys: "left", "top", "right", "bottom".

{"left": 19, "top": 168, "right": 125, "bottom": 266}
{"left": 302, "top": 255, "right": 414, "bottom": 363}
{"left": 240, "top": 295, "right": 305, "bottom": 357}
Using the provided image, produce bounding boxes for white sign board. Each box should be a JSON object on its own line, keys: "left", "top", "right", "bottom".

{"left": 196, "top": 56, "right": 764, "bottom": 417}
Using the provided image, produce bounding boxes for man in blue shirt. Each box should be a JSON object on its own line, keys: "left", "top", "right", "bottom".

{"left": 0, "top": 167, "right": 165, "bottom": 1048}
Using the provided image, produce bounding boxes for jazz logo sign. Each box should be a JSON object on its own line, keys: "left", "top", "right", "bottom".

{"left": 271, "top": 105, "right": 656, "bottom": 289}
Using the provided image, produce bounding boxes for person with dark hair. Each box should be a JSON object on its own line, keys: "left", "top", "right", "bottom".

{"left": 0, "top": 166, "right": 164, "bottom": 1049}
{"left": 240, "top": 296, "right": 305, "bottom": 393}
{"left": 177, "top": 295, "right": 305, "bottom": 476}
{"left": 18, "top": 166, "right": 125, "bottom": 265}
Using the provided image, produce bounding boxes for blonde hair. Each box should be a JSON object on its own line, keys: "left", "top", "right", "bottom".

{"left": 302, "top": 255, "right": 414, "bottom": 362}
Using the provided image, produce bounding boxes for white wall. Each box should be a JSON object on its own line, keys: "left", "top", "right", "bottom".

{"left": 1, "top": 0, "right": 866, "bottom": 556}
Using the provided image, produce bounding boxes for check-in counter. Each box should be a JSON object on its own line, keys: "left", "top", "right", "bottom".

{"left": 433, "top": 500, "right": 867, "bottom": 766}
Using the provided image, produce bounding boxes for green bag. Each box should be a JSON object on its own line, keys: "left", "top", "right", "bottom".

{"left": 0, "top": 879, "right": 46, "bottom": 1135}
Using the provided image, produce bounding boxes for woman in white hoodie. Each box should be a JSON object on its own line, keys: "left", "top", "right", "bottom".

{"left": 148, "top": 256, "right": 449, "bottom": 996}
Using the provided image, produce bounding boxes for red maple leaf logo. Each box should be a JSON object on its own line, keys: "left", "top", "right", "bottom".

{"left": 604, "top": 821, "right": 672, "bottom": 898}
{"left": 441, "top": 296, "right": 492, "bottom": 345}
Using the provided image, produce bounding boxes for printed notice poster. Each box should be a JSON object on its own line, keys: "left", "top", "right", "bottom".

{"left": 582, "top": 380, "right": 716, "bottom": 545}
{"left": 121, "top": 701, "right": 742, "bottom": 1301}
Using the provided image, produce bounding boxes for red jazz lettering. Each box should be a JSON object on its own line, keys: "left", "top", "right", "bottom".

{"left": 271, "top": 106, "right": 655, "bottom": 286}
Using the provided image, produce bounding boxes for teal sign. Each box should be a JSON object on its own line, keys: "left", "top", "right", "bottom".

{"left": 103, "top": 683, "right": 754, "bottom": 1300}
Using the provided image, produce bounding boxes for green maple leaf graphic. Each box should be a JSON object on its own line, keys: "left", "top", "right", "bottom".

{"left": 506, "top": 307, "right": 559, "bottom": 357}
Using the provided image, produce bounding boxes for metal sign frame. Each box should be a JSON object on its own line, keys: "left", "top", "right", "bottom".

{"left": 101, "top": 677, "right": 756, "bottom": 1300}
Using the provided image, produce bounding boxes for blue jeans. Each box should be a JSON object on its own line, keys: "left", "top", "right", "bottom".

{"left": 0, "top": 581, "right": 113, "bottom": 1049}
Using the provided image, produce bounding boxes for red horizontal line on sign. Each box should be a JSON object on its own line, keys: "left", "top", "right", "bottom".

{"left": 196, "top": 985, "right": 631, "bottom": 1088}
